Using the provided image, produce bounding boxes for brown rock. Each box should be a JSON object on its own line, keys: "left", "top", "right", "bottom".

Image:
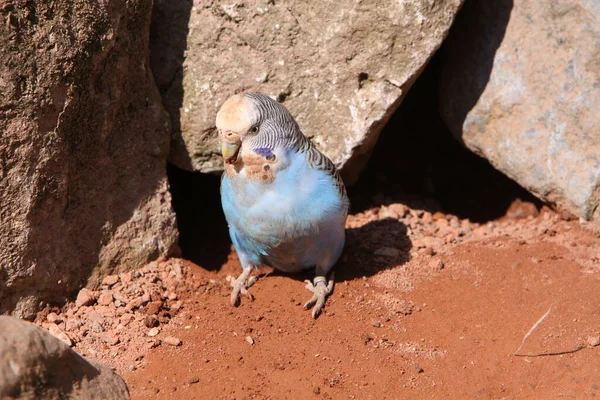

{"left": 46, "top": 312, "right": 62, "bottom": 324}
{"left": 588, "top": 336, "right": 600, "bottom": 347}
{"left": 65, "top": 319, "right": 82, "bottom": 332}
{"left": 505, "top": 199, "right": 540, "bottom": 220}
{"left": 432, "top": 212, "right": 446, "bottom": 221}
{"left": 141, "top": 293, "right": 151, "bottom": 303}
{"left": 146, "top": 339, "right": 161, "bottom": 349}
{"left": 439, "top": 0, "right": 600, "bottom": 225}
{"left": 100, "top": 332, "right": 120, "bottom": 346}
{"left": 126, "top": 297, "right": 145, "bottom": 311}
{"left": 76, "top": 289, "right": 97, "bottom": 308}
{"left": 0, "top": 0, "right": 178, "bottom": 316}
{"left": 388, "top": 204, "right": 408, "bottom": 218}
{"left": 0, "top": 316, "right": 129, "bottom": 399}
{"left": 150, "top": 0, "right": 464, "bottom": 184}
{"left": 97, "top": 291, "right": 114, "bottom": 306}
{"left": 43, "top": 324, "right": 73, "bottom": 347}
{"left": 147, "top": 327, "right": 161, "bottom": 337}
{"left": 428, "top": 259, "right": 445, "bottom": 271}
{"left": 102, "top": 275, "right": 120, "bottom": 287}
{"left": 144, "top": 315, "right": 160, "bottom": 328}
{"left": 150, "top": 292, "right": 162, "bottom": 302}
{"left": 120, "top": 313, "right": 135, "bottom": 327}
{"left": 120, "top": 272, "right": 133, "bottom": 285}
{"left": 95, "top": 305, "right": 115, "bottom": 318}
{"left": 146, "top": 301, "right": 162, "bottom": 315}
{"left": 87, "top": 310, "right": 104, "bottom": 325}
{"left": 167, "top": 292, "right": 178, "bottom": 301}
{"left": 435, "top": 219, "right": 449, "bottom": 229}
{"left": 163, "top": 336, "right": 182, "bottom": 346}
{"left": 92, "top": 322, "right": 104, "bottom": 334}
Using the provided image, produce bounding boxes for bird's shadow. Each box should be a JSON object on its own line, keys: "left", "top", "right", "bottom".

{"left": 168, "top": 163, "right": 412, "bottom": 281}
{"left": 269, "top": 217, "right": 411, "bottom": 284}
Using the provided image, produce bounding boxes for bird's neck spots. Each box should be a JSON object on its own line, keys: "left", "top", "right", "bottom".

{"left": 224, "top": 146, "right": 277, "bottom": 183}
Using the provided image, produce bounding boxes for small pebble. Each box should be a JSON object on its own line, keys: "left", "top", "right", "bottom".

{"left": 46, "top": 312, "right": 61, "bottom": 324}
{"left": 97, "top": 291, "right": 114, "bottom": 306}
{"left": 102, "top": 275, "right": 120, "bottom": 287}
{"left": 146, "top": 301, "right": 162, "bottom": 315}
{"left": 87, "top": 310, "right": 104, "bottom": 324}
{"left": 163, "top": 336, "right": 182, "bottom": 346}
{"left": 101, "top": 332, "right": 120, "bottom": 346}
{"left": 144, "top": 315, "right": 160, "bottom": 328}
{"left": 246, "top": 336, "right": 255, "bottom": 345}
{"left": 188, "top": 376, "right": 200, "bottom": 384}
{"left": 147, "top": 327, "right": 161, "bottom": 337}
{"left": 65, "top": 319, "right": 81, "bottom": 332}
{"left": 428, "top": 259, "right": 445, "bottom": 270}
{"left": 587, "top": 336, "right": 600, "bottom": 347}
{"left": 75, "top": 288, "right": 96, "bottom": 307}
{"left": 146, "top": 339, "right": 161, "bottom": 349}
{"left": 92, "top": 321, "right": 104, "bottom": 333}
{"left": 46, "top": 324, "right": 73, "bottom": 347}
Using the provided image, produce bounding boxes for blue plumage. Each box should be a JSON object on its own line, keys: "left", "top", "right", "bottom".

{"left": 216, "top": 93, "right": 348, "bottom": 318}
{"left": 221, "top": 148, "right": 346, "bottom": 273}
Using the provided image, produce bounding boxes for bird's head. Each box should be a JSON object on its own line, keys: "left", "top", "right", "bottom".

{"left": 216, "top": 93, "right": 298, "bottom": 165}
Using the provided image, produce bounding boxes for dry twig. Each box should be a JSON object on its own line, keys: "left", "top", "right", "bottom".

{"left": 513, "top": 305, "right": 589, "bottom": 357}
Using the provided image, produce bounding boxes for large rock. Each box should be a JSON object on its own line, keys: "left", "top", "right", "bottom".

{"left": 0, "top": 1, "right": 178, "bottom": 317}
{"left": 439, "top": 0, "right": 600, "bottom": 223}
{"left": 0, "top": 316, "right": 129, "bottom": 399}
{"left": 150, "top": 0, "right": 464, "bottom": 183}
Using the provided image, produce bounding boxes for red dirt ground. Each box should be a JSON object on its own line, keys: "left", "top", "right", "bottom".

{"left": 132, "top": 204, "right": 600, "bottom": 399}
{"left": 37, "top": 199, "right": 600, "bottom": 399}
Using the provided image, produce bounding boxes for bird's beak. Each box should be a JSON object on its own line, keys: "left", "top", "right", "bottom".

{"left": 221, "top": 132, "right": 242, "bottom": 164}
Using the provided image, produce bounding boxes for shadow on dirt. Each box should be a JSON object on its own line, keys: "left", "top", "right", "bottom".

{"left": 265, "top": 217, "right": 411, "bottom": 285}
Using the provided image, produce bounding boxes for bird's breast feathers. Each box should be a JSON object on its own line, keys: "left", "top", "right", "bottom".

{"left": 222, "top": 146, "right": 346, "bottom": 234}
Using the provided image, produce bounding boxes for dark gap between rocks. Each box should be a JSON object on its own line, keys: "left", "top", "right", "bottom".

{"left": 167, "top": 53, "right": 543, "bottom": 268}
{"left": 167, "top": 165, "right": 230, "bottom": 271}
{"left": 349, "top": 53, "right": 543, "bottom": 222}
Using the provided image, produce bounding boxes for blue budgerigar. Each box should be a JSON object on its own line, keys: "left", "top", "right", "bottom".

{"left": 216, "top": 93, "right": 349, "bottom": 318}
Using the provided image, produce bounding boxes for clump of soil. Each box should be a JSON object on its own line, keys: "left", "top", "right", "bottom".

{"left": 35, "top": 259, "right": 188, "bottom": 373}
{"left": 34, "top": 197, "right": 600, "bottom": 399}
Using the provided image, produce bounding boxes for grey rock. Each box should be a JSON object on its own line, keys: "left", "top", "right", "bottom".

{"left": 0, "top": 316, "right": 129, "bottom": 399}
{"left": 439, "top": 0, "right": 600, "bottom": 224}
{"left": 0, "top": 0, "right": 179, "bottom": 315}
{"left": 150, "top": 0, "right": 464, "bottom": 183}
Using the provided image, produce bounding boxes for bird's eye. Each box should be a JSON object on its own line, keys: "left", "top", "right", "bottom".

{"left": 251, "top": 126, "right": 259, "bottom": 133}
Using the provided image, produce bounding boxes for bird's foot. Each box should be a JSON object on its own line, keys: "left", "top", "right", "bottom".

{"left": 230, "top": 268, "right": 258, "bottom": 307}
{"left": 303, "top": 274, "right": 335, "bottom": 319}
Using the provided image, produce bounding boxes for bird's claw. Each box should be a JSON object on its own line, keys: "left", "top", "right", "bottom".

{"left": 230, "top": 269, "right": 257, "bottom": 307}
{"left": 303, "top": 274, "right": 335, "bottom": 319}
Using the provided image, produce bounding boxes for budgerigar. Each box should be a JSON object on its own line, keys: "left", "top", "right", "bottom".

{"left": 216, "top": 93, "right": 349, "bottom": 318}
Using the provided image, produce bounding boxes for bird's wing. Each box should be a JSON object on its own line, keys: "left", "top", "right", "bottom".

{"left": 298, "top": 136, "right": 347, "bottom": 200}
